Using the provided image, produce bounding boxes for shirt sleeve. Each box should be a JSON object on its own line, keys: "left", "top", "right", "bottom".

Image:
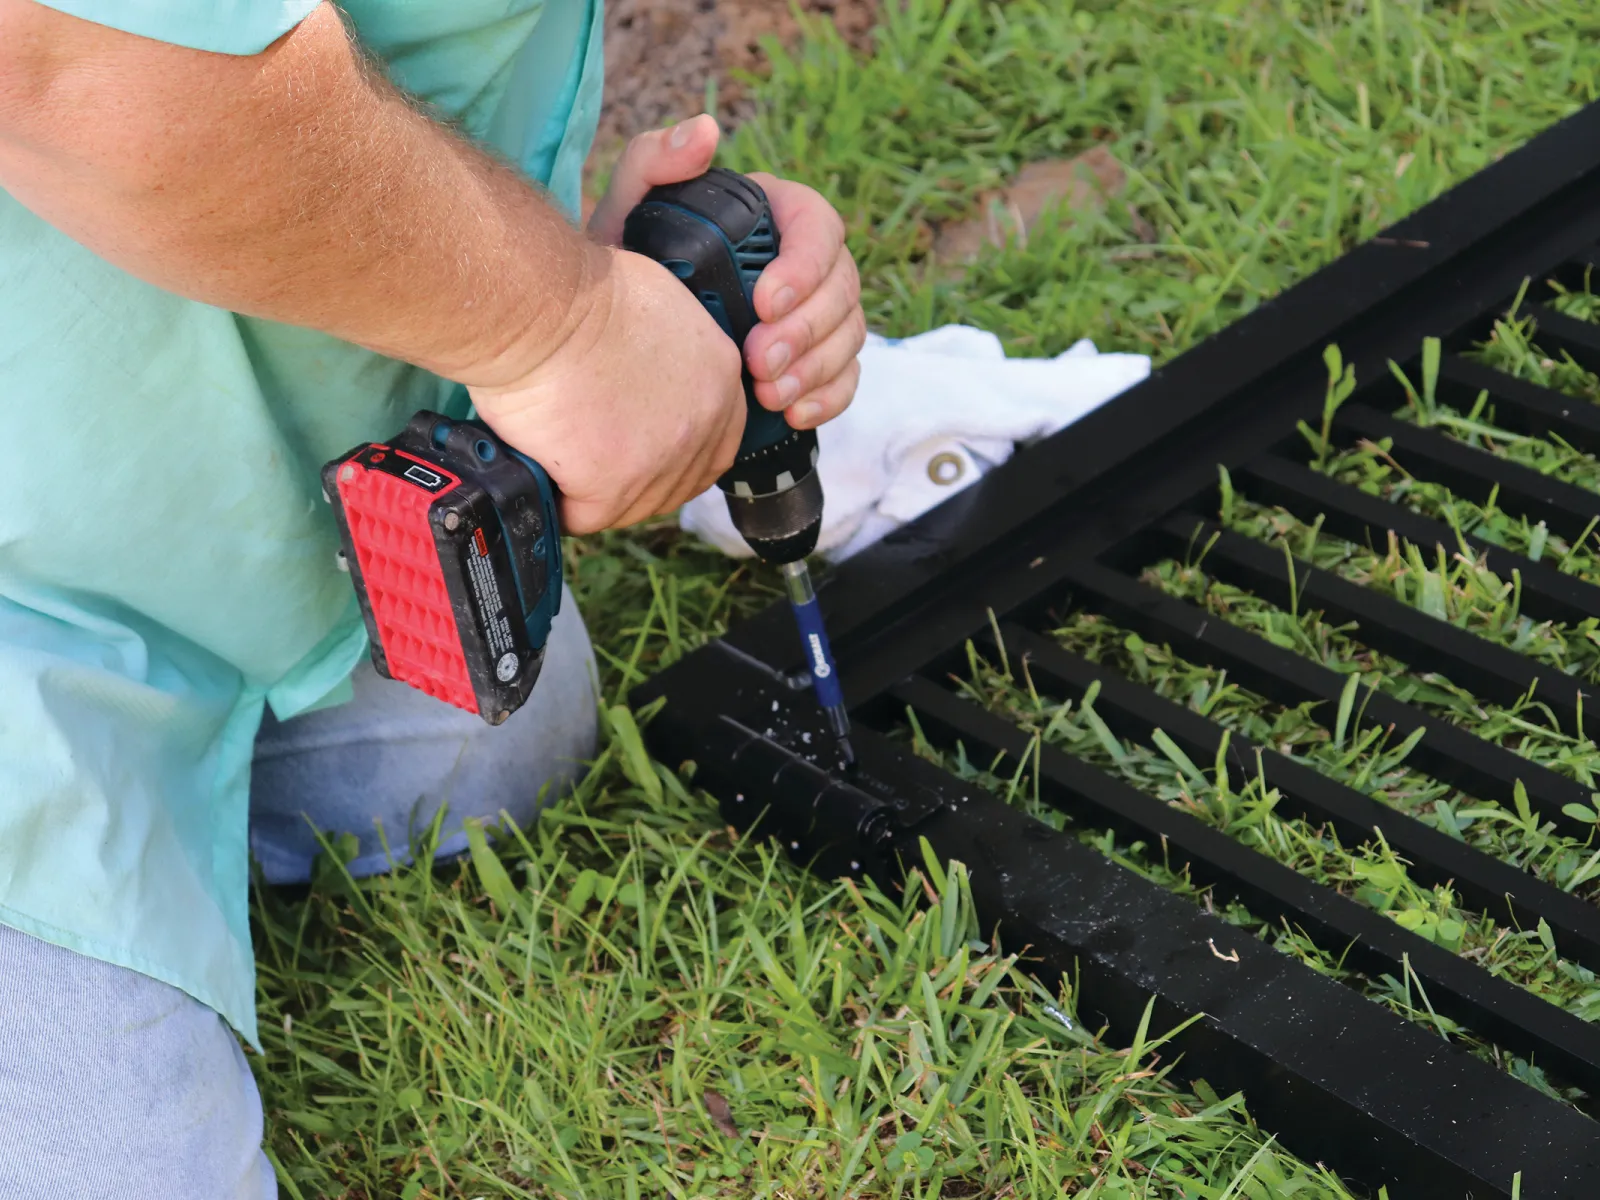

{"left": 29, "top": 0, "right": 323, "bottom": 55}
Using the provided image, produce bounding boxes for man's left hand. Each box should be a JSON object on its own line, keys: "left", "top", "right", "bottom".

{"left": 588, "top": 114, "right": 866, "bottom": 432}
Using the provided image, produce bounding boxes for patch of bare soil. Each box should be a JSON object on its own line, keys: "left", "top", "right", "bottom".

{"left": 930, "top": 147, "right": 1156, "bottom": 268}
{"left": 587, "top": 0, "right": 878, "bottom": 193}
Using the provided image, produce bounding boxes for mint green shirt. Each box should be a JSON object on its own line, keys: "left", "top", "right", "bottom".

{"left": 0, "top": 0, "right": 603, "bottom": 1048}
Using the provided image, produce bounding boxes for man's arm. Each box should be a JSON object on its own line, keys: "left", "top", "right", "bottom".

{"left": 0, "top": 0, "right": 865, "bottom": 534}
{"left": 0, "top": 1, "right": 595, "bottom": 387}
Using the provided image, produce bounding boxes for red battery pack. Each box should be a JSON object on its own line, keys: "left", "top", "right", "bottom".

{"left": 324, "top": 412, "right": 563, "bottom": 725}
{"left": 332, "top": 447, "right": 475, "bottom": 710}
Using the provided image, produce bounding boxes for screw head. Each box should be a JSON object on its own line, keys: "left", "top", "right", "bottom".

{"left": 443, "top": 511, "right": 461, "bottom": 532}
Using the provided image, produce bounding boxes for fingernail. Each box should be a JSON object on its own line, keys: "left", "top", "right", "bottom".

{"left": 670, "top": 121, "right": 692, "bottom": 149}
{"left": 772, "top": 286, "right": 797, "bottom": 317}
{"left": 766, "top": 342, "right": 792, "bottom": 376}
{"left": 777, "top": 376, "right": 802, "bottom": 407}
{"left": 791, "top": 400, "right": 821, "bottom": 426}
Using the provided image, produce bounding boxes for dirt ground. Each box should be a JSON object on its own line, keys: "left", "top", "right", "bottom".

{"left": 585, "top": 4, "right": 1124, "bottom": 272}
{"left": 588, "top": 0, "right": 879, "bottom": 187}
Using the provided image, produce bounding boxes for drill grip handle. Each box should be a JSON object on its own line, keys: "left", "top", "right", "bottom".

{"left": 621, "top": 167, "right": 796, "bottom": 464}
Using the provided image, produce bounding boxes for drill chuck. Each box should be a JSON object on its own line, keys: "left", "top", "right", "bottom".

{"left": 723, "top": 440, "right": 823, "bottom": 563}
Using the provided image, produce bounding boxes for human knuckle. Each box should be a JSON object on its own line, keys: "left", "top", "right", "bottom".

{"left": 685, "top": 415, "right": 710, "bottom": 451}
{"left": 825, "top": 204, "right": 847, "bottom": 243}
{"left": 811, "top": 244, "right": 835, "bottom": 287}
{"left": 796, "top": 309, "right": 822, "bottom": 353}
{"left": 795, "top": 354, "right": 825, "bottom": 390}
{"left": 656, "top": 426, "right": 686, "bottom": 466}
{"left": 840, "top": 358, "right": 863, "bottom": 396}
{"left": 843, "top": 261, "right": 863, "bottom": 306}
{"left": 782, "top": 244, "right": 817, "bottom": 287}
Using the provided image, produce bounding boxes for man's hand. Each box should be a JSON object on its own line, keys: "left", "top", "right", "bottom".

{"left": 588, "top": 115, "right": 866, "bottom": 433}
{"left": 470, "top": 249, "right": 747, "bottom": 535}
{"left": 474, "top": 115, "right": 866, "bottom": 534}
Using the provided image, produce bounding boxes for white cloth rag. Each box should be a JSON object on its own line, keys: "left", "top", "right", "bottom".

{"left": 680, "top": 325, "right": 1152, "bottom": 562}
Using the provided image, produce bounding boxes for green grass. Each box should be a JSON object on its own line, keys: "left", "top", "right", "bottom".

{"left": 254, "top": 796, "right": 1360, "bottom": 1198}
{"left": 937, "top": 620, "right": 1597, "bottom": 1108}
{"left": 255, "top": 2, "right": 1600, "bottom": 1196}
{"left": 1293, "top": 295, "right": 1600, "bottom": 585}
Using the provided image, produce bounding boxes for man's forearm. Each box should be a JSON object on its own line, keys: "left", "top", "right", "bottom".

{"left": 0, "top": 1, "right": 602, "bottom": 386}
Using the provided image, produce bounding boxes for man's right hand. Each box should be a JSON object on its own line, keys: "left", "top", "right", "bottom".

{"left": 468, "top": 114, "right": 752, "bottom": 536}
{"left": 468, "top": 246, "right": 747, "bottom": 536}
{"left": 471, "top": 113, "right": 866, "bottom": 536}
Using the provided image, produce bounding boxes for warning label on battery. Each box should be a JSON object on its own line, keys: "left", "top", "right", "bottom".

{"left": 464, "top": 527, "right": 516, "bottom": 667}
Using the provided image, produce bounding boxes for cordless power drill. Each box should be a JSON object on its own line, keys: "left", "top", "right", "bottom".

{"left": 323, "top": 169, "right": 853, "bottom": 758}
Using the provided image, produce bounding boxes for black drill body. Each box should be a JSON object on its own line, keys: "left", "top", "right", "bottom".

{"left": 623, "top": 169, "right": 852, "bottom": 761}
{"left": 621, "top": 169, "right": 823, "bottom": 564}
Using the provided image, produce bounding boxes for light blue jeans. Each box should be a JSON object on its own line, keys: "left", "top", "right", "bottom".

{"left": 0, "top": 587, "right": 597, "bottom": 1199}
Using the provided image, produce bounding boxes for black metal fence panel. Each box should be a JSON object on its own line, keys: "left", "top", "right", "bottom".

{"left": 635, "top": 100, "right": 1600, "bottom": 1197}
